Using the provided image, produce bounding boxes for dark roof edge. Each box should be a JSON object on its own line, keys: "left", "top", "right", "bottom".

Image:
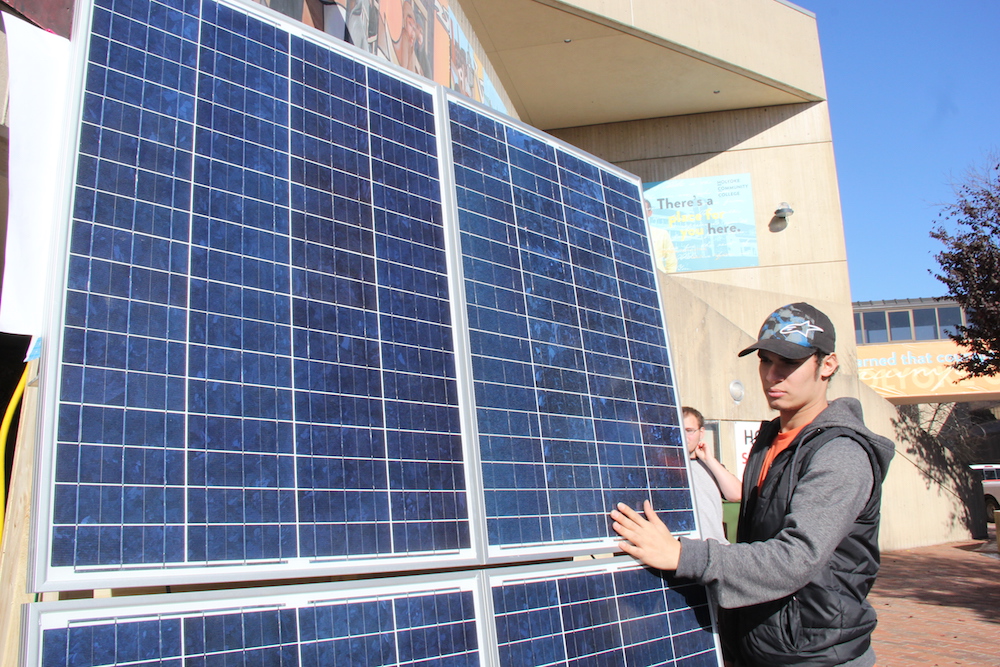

{"left": 852, "top": 296, "right": 959, "bottom": 310}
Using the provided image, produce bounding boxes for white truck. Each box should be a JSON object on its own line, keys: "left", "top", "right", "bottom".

{"left": 971, "top": 464, "right": 1000, "bottom": 522}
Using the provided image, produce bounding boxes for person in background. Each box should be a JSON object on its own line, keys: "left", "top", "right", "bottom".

{"left": 682, "top": 406, "right": 741, "bottom": 542}
{"left": 612, "top": 303, "right": 895, "bottom": 667}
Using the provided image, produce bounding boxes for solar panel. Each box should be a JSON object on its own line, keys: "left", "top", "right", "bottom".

{"left": 34, "top": 0, "right": 695, "bottom": 590}
{"left": 24, "top": 560, "right": 718, "bottom": 667}
{"left": 489, "top": 560, "right": 718, "bottom": 666}
{"left": 24, "top": 574, "right": 483, "bottom": 666}
{"left": 448, "top": 101, "right": 693, "bottom": 557}
{"left": 40, "top": 0, "right": 474, "bottom": 588}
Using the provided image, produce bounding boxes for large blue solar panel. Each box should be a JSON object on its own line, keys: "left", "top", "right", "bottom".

{"left": 449, "top": 101, "right": 693, "bottom": 553}
{"left": 36, "top": 0, "right": 695, "bottom": 590}
{"left": 491, "top": 561, "right": 718, "bottom": 666}
{"left": 25, "top": 561, "right": 715, "bottom": 667}
{"left": 42, "top": 0, "right": 471, "bottom": 587}
{"left": 25, "top": 575, "right": 482, "bottom": 666}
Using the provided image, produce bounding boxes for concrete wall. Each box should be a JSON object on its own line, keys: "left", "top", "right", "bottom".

{"left": 859, "top": 392, "right": 978, "bottom": 549}
{"left": 551, "top": 101, "right": 852, "bottom": 420}
{"left": 551, "top": 102, "right": 976, "bottom": 549}
{"left": 559, "top": 0, "right": 826, "bottom": 99}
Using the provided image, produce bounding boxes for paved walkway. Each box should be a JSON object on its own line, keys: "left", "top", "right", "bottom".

{"left": 871, "top": 525, "right": 1000, "bottom": 666}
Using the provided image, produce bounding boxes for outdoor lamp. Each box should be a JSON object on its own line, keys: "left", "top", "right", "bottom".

{"left": 729, "top": 380, "right": 745, "bottom": 404}
{"left": 774, "top": 202, "right": 794, "bottom": 218}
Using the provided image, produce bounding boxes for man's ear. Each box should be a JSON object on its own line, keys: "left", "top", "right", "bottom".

{"left": 820, "top": 352, "right": 839, "bottom": 380}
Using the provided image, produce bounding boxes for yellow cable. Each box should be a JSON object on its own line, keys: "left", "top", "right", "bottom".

{"left": 0, "top": 365, "right": 30, "bottom": 545}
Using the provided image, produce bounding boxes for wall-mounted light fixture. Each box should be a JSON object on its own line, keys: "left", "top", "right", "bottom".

{"left": 729, "top": 380, "right": 745, "bottom": 404}
{"left": 769, "top": 202, "right": 794, "bottom": 232}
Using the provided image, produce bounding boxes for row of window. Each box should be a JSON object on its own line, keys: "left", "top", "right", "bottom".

{"left": 854, "top": 306, "right": 964, "bottom": 345}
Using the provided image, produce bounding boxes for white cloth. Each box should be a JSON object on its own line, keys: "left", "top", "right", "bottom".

{"left": 0, "top": 13, "right": 71, "bottom": 335}
{"left": 690, "top": 459, "right": 728, "bottom": 542}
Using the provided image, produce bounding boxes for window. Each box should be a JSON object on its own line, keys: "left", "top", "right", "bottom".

{"left": 888, "top": 311, "right": 912, "bottom": 341}
{"left": 913, "top": 308, "right": 938, "bottom": 340}
{"left": 855, "top": 304, "right": 967, "bottom": 344}
{"left": 938, "top": 306, "right": 963, "bottom": 338}
{"left": 862, "top": 311, "right": 888, "bottom": 344}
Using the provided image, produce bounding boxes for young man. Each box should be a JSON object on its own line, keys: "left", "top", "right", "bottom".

{"left": 611, "top": 303, "right": 895, "bottom": 667}
{"left": 683, "top": 406, "right": 741, "bottom": 542}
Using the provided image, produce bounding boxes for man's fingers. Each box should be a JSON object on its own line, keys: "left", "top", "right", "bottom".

{"left": 617, "top": 540, "right": 640, "bottom": 558}
{"left": 611, "top": 504, "right": 644, "bottom": 530}
{"left": 641, "top": 500, "right": 666, "bottom": 526}
{"left": 610, "top": 513, "right": 638, "bottom": 537}
{"left": 615, "top": 502, "right": 644, "bottom": 521}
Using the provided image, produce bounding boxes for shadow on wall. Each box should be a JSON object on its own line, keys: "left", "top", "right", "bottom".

{"left": 892, "top": 403, "right": 989, "bottom": 539}
{"left": 550, "top": 102, "right": 822, "bottom": 183}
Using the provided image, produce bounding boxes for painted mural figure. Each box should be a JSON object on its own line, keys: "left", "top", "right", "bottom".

{"left": 344, "top": 0, "right": 505, "bottom": 111}
{"left": 645, "top": 198, "right": 677, "bottom": 273}
{"left": 393, "top": 0, "right": 426, "bottom": 75}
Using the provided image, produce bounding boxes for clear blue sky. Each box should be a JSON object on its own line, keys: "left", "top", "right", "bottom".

{"left": 795, "top": 1, "right": 1000, "bottom": 302}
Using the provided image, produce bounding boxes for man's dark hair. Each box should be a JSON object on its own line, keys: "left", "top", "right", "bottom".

{"left": 682, "top": 406, "right": 704, "bottom": 428}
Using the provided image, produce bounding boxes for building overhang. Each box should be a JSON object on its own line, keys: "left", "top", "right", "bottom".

{"left": 461, "top": 0, "right": 827, "bottom": 131}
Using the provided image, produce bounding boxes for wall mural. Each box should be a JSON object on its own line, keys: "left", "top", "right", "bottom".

{"left": 345, "top": 0, "right": 507, "bottom": 112}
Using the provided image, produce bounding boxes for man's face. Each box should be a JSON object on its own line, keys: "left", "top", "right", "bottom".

{"left": 757, "top": 349, "right": 835, "bottom": 415}
{"left": 683, "top": 413, "right": 702, "bottom": 455}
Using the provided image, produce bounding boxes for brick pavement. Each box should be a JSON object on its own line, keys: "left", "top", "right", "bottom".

{"left": 870, "top": 526, "right": 1000, "bottom": 666}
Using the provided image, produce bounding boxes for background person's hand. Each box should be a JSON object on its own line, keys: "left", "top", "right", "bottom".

{"left": 609, "top": 500, "right": 681, "bottom": 571}
{"left": 693, "top": 441, "right": 714, "bottom": 462}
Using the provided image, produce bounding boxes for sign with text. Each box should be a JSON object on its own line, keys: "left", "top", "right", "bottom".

{"left": 733, "top": 421, "right": 761, "bottom": 482}
{"left": 857, "top": 340, "right": 1000, "bottom": 403}
{"left": 643, "top": 174, "right": 758, "bottom": 273}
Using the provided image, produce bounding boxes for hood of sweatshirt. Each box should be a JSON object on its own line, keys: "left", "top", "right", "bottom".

{"left": 806, "top": 396, "right": 895, "bottom": 480}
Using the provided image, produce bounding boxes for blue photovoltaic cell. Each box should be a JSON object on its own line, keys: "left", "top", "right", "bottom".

{"left": 51, "top": 0, "right": 468, "bottom": 574}
{"left": 36, "top": 586, "right": 479, "bottom": 666}
{"left": 492, "top": 566, "right": 716, "bottom": 666}
{"left": 449, "top": 102, "right": 694, "bottom": 548}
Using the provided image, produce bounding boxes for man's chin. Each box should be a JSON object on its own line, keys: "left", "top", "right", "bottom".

{"left": 765, "top": 397, "right": 786, "bottom": 411}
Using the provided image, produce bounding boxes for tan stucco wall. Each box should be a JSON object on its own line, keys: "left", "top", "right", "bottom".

{"left": 560, "top": 0, "right": 826, "bottom": 99}
{"left": 853, "top": 389, "right": 975, "bottom": 549}
{"left": 551, "top": 102, "right": 976, "bottom": 549}
{"left": 551, "top": 101, "right": 854, "bottom": 419}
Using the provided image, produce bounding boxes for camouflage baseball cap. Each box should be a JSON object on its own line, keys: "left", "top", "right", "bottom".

{"left": 738, "top": 302, "right": 836, "bottom": 359}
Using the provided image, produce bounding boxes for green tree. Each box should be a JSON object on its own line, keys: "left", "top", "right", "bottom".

{"left": 931, "top": 158, "right": 1000, "bottom": 378}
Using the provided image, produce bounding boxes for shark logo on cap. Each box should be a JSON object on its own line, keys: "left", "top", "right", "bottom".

{"left": 779, "top": 322, "right": 824, "bottom": 338}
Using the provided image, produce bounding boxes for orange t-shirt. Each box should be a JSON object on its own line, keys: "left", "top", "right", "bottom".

{"left": 756, "top": 425, "right": 805, "bottom": 489}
